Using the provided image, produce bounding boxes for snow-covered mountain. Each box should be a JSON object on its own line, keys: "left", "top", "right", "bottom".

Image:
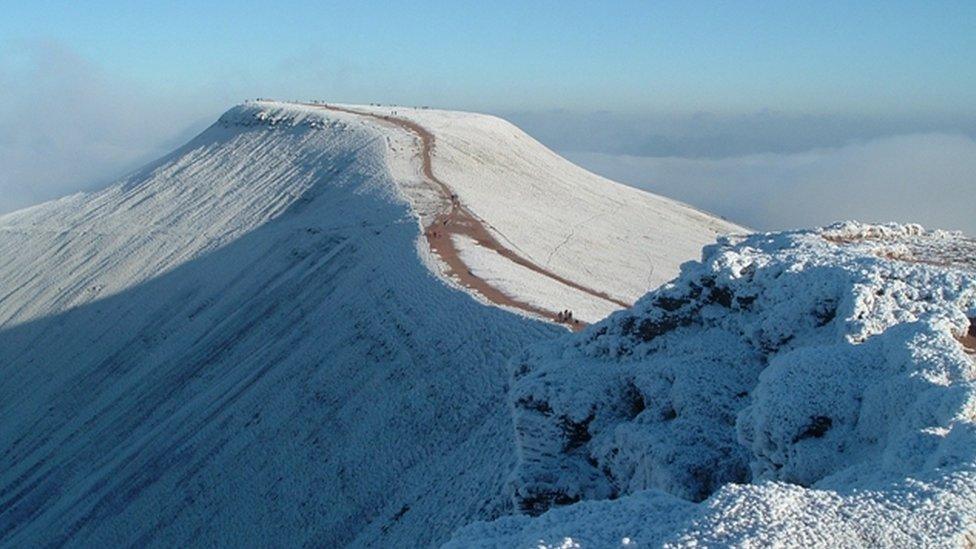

{"left": 0, "top": 101, "right": 738, "bottom": 547}
{"left": 3, "top": 101, "right": 972, "bottom": 548}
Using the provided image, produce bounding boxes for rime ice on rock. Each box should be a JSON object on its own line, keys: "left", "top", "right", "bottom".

{"left": 450, "top": 222, "right": 976, "bottom": 547}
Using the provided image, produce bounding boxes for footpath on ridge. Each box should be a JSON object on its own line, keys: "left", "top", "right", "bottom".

{"left": 314, "top": 103, "right": 630, "bottom": 329}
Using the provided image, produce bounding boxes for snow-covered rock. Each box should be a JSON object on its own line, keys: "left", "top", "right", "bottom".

{"left": 449, "top": 222, "right": 976, "bottom": 547}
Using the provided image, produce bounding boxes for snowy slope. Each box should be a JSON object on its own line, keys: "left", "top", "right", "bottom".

{"left": 345, "top": 103, "right": 743, "bottom": 321}
{"left": 448, "top": 222, "right": 976, "bottom": 547}
{"left": 0, "top": 102, "right": 568, "bottom": 547}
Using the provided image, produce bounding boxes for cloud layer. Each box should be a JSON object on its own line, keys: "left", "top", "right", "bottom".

{"left": 568, "top": 133, "right": 976, "bottom": 235}
{"left": 0, "top": 42, "right": 213, "bottom": 214}
{"left": 506, "top": 110, "right": 976, "bottom": 158}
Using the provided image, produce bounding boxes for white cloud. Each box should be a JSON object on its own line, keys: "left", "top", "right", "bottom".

{"left": 567, "top": 133, "right": 976, "bottom": 236}
{"left": 0, "top": 41, "right": 214, "bottom": 214}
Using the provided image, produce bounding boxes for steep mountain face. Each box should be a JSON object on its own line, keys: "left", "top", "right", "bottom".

{"left": 0, "top": 101, "right": 737, "bottom": 547}
{"left": 449, "top": 223, "right": 976, "bottom": 547}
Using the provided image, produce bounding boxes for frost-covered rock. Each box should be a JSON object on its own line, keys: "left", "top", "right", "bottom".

{"left": 453, "top": 222, "right": 976, "bottom": 546}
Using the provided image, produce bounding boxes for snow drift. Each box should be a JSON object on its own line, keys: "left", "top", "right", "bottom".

{"left": 449, "top": 222, "right": 976, "bottom": 547}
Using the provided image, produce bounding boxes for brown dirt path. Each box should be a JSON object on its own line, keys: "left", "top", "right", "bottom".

{"left": 311, "top": 103, "right": 632, "bottom": 329}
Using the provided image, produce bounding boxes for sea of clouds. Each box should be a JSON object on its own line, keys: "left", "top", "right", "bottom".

{"left": 567, "top": 133, "right": 976, "bottom": 235}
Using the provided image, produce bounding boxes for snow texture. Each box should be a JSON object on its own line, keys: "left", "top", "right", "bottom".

{"left": 449, "top": 222, "right": 976, "bottom": 547}
{"left": 453, "top": 234, "right": 617, "bottom": 323}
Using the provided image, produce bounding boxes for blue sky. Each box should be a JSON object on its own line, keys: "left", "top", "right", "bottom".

{"left": 3, "top": 1, "right": 974, "bottom": 114}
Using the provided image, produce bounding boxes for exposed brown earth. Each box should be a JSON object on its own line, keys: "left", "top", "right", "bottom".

{"left": 960, "top": 318, "right": 976, "bottom": 355}
{"left": 311, "top": 103, "right": 632, "bottom": 330}
{"left": 823, "top": 234, "right": 976, "bottom": 272}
